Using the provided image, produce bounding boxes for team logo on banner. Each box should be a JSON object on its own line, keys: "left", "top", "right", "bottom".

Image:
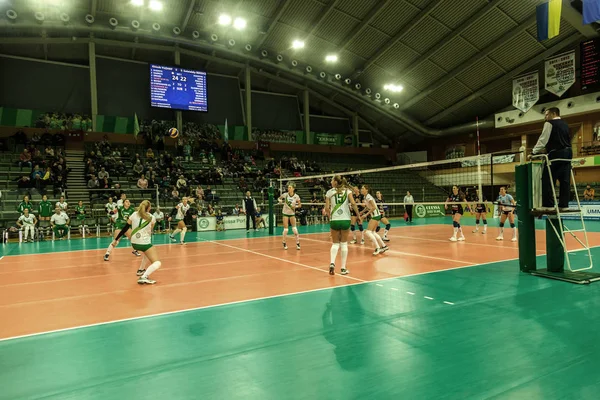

{"left": 199, "top": 218, "right": 210, "bottom": 229}
{"left": 512, "top": 71, "right": 539, "bottom": 113}
{"left": 545, "top": 51, "right": 575, "bottom": 97}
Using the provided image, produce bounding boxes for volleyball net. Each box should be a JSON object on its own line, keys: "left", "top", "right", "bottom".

{"left": 271, "top": 151, "right": 522, "bottom": 221}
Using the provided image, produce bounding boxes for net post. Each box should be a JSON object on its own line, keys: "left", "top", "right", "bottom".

{"left": 546, "top": 217, "right": 565, "bottom": 273}
{"left": 515, "top": 163, "right": 536, "bottom": 272}
{"left": 268, "top": 185, "right": 274, "bottom": 235}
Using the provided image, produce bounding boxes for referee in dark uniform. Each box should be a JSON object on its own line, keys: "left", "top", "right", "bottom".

{"left": 242, "top": 190, "right": 258, "bottom": 232}
{"left": 531, "top": 107, "right": 572, "bottom": 209}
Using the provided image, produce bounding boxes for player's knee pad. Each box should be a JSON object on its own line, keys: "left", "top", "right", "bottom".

{"left": 482, "top": 219, "right": 487, "bottom": 224}
{"left": 457, "top": 223, "right": 461, "bottom": 228}
{"left": 358, "top": 224, "right": 363, "bottom": 231}
{"left": 499, "top": 222, "right": 505, "bottom": 228}
{"left": 510, "top": 223, "right": 515, "bottom": 228}
{"left": 452, "top": 221, "right": 458, "bottom": 228}
{"left": 475, "top": 219, "right": 480, "bottom": 224}
{"left": 385, "top": 223, "right": 391, "bottom": 230}
{"left": 376, "top": 226, "right": 381, "bottom": 232}
{"left": 350, "top": 224, "right": 355, "bottom": 231}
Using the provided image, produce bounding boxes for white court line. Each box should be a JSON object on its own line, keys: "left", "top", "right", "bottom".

{"left": 208, "top": 240, "right": 366, "bottom": 283}
{"left": 424, "top": 296, "right": 434, "bottom": 300}
{"left": 301, "top": 236, "right": 475, "bottom": 265}
{"left": 390, "top": 287, "right": 398, "bottom": 291}
{"left": 444, "top": 301, "right": 455, "bottom": 305}
{"left": 407, "top": 291, "right": 415, "bottom": 295}
{"left": 375, "top": 284, "right": 384, "bottom": 287}
{"left": 386, "top": 233, "right": 531, "bottom": 251}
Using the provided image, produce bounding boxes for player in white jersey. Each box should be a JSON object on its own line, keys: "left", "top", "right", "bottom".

{"left": 278, "top": 185, "right": 301, "bottom": 250}
{"left": 170, "top": 197, "right": 193, "bottom": 245}
{"left": 17, "top": 208, "right": 37, "bottom": 242}
{"left": 496, "top": 186, "right": 517, "bottom": 242}
{"left": 360, "top": 185, "right": 388, "bottom": 255}
{"left": 121, "top": 200, "right": 162, "bottom": 284}
{"left": 326, "top": 176, "right": 361, "bottom": 275}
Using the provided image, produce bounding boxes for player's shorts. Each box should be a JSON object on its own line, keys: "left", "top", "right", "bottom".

{"left": 330, "top": 220, "right": 351, "bottom": 230}
{"left": 115, "top": 221, "right": 128, "bottom": 230}
{"left": 475, "top": 206, "right": 486, "bottom": 213}
{"left": 132, "top": 243, "right": 152, "bottom": 252}
{"left": 502, "top": 209, "right": 514, "bottom": 215}
{"left": 371, "top": 215, "right": 382, "bottom": 221}
{"left": 451, "top": 207, "right": 464, "bottom": 216}
{"left": 283, "top": 213, "right": 295, "bottom": 218}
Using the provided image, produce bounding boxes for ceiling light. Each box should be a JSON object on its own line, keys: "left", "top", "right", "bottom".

{"left": 292, "top": 40, "right": 304, "bottom": 49}
{"left": 325, "top": 54, "right": 337, "bottom": 62}
{"left": 384, "top": 84, "right": 403, "bottom": 93}
{"left": 149, "top": 0, "right": 162, "bottom": 11}
{"left": 130, "top": 0, "right": 144, "bottom": 6}
{"left": 219, "top": 14, "right": 232, "bottom": 26}
{"left": 233, "top": 17, "right": 246, "bottom": 30}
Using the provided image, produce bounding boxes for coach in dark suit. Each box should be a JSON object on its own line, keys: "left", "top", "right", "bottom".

{"left": 242, "top": 191, "right": 258, "bottom": 231}
{"left": 532, "top": 107, "right": 572, "bottom": 209}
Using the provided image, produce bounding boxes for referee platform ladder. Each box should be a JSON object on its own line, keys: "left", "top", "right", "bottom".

{"left": 516, "top": 156, "right": 597, "bottom": 284}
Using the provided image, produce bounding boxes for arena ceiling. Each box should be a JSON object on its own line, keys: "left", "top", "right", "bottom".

{"left": 0, "top": 0, "right": 596, "bottom": 144}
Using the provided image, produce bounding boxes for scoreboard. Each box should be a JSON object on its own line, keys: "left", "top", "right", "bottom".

{"left": 581, "top": 38, "right": 600, "bottom": 92}
{"left": 149, "top": 64, "right": 208, "bottom": 111}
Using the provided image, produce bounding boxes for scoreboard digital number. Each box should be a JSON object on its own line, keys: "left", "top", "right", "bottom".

{"left": 150, "top": 64, "right": 208, "bottom": 112}
{"left": 581, "top": 38, "right": 600, "bottom": 92}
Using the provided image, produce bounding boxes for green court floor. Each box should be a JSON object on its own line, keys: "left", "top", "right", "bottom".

{"left": 1, "top": 220, "right": 600, "bottom": 399}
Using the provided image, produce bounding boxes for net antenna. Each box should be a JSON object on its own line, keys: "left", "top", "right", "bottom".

{"left": 476, "top": 116, "right": 483, "bottom": 204}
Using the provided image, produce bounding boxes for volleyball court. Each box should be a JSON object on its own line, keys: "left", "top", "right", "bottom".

{"left": 2, "top": 150, "right": 600, "bottom": 342}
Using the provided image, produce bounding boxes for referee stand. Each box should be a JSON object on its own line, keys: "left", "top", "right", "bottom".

{"left": 516, "top": 157, "right": 598, "bottom": 284}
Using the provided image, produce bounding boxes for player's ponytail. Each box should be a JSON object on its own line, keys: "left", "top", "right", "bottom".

{"left": 138, "top": 200, "right": 152, "bottom": 222}
{"left": 332, "top": 175, "right": 347, "bottom": 193}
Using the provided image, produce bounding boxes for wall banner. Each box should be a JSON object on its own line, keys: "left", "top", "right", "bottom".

{"left": 545, "top": 51, "right": 575, "bottom": 97}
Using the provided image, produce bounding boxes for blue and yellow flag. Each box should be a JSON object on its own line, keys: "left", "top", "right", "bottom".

{"left": 583, "top": 0, "right": 600, "bottom": 25}
{"left": 536, "top": 0, "right": 562, "bottom": 41}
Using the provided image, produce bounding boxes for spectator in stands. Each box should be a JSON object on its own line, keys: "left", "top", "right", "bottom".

{"left": 19, "top": 149, "right": 32, "bottom": 168}
{"left": 232, "top": 205, "right": 241, "bottom": 215}
{"left": 176, "top": 175, "right": 188, "bottom": 196}
{"left": 171, "top": 187, "right": 180, "bottom": 201}
{"left": 584, "top": 185, "right": 595, "bottom": 201}
{"left": 98, "top": 167, "right": 109, "bottom": 180}
{"left": 133, "top": 160, "right": 144, "bottom": 175}
{"left": 195, "top": 186, "right": 204, "bottom": 201}
{"left": 138, "top": 174, "right": 149, "bottom": 190}
{"left": 146, "top": 148, "right": 155, "bottom": 160}
{"left": 16, "top": 176, "right": 31, "bottom": 196}
{"left": 87, "top": 174, "right": 99, "bottom": 199}
{"left": 45, "top": 146, "right": 54, "bottom": 158}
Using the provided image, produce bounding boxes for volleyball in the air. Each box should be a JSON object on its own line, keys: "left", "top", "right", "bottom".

{"left": 168, "top": 127, "right": 179, "bottom": 138}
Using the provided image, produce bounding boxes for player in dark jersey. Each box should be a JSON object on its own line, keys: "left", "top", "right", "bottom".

{"left": 471, "top": 189, "right": 488, "bottom": 234}
{"left": 445, "top": 185, "right": 467, "bottom": 241}
{"left": 350, "top": 186, "right": 365, "bottom": 244}
{"left": 375, "top": 191, "right": 391, "bottom": 242}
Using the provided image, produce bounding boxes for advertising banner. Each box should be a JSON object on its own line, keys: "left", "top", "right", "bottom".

{"left": 560, "top": 202, "right": 600, "bottom": 221}
{"left": 197, "top": 214, "right": 273, "bottom": 231}
{"left": 413, "top": 204, "right": 446, "bottom": 218}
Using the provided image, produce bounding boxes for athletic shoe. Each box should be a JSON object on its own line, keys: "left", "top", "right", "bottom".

{"left": 329, "top": 263, "right": 335, "bottom": 275}
{"left": 373, "top": 248, "right": 382, "bottom": 255}
{"left": 103, "top": 253, "right": 109, "bottom": 261}
{"left": 449, "top": 236, "right": 457, "bottom": 242}
{"left": 296, "top": 243, "right": 300, "bottom": 250}
{"left": 496, "top": 236, "right": 503, "bottom": 241}
{"left": 137, "top": 277, "right": 156, "bottom": 284}
{"left": 136, "top": 269, "right": 146, "bottom": 276}
{"left": 511, "top": 237, "right": 517, "bottom": 242}
{"left": 472, "top": 229, "right": 479, "bottom": 233}
{"left": 132, "top": 250, "right": 141, "bottom": 256}
{"left": 340, "top": 268, "right": 349, "bottom": 275}
{"left": 180, "top": 242, "right": 186, "bottom": 245}
{"left": 283, "top": 242, "right": 288, "bottom": 250}
{"left": 458, "top": 236, "right": 465, "bottom": 241}
{"left": 361, "top": 239, "right": 365, "bottom": 245}
{"left": 381, "top": 245, "right": 389, "bottom": 253}
{"left": 482, "top": 230, "right": 487, "bottom": 234}
{"left": 169, "top": 235, "right": 176, "bottom": 243}
{"left": 350, "top": 239, "right": 357, "bottom": 244}
{"left": 382, "top": 237, "right": 390, "bottom": 242}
